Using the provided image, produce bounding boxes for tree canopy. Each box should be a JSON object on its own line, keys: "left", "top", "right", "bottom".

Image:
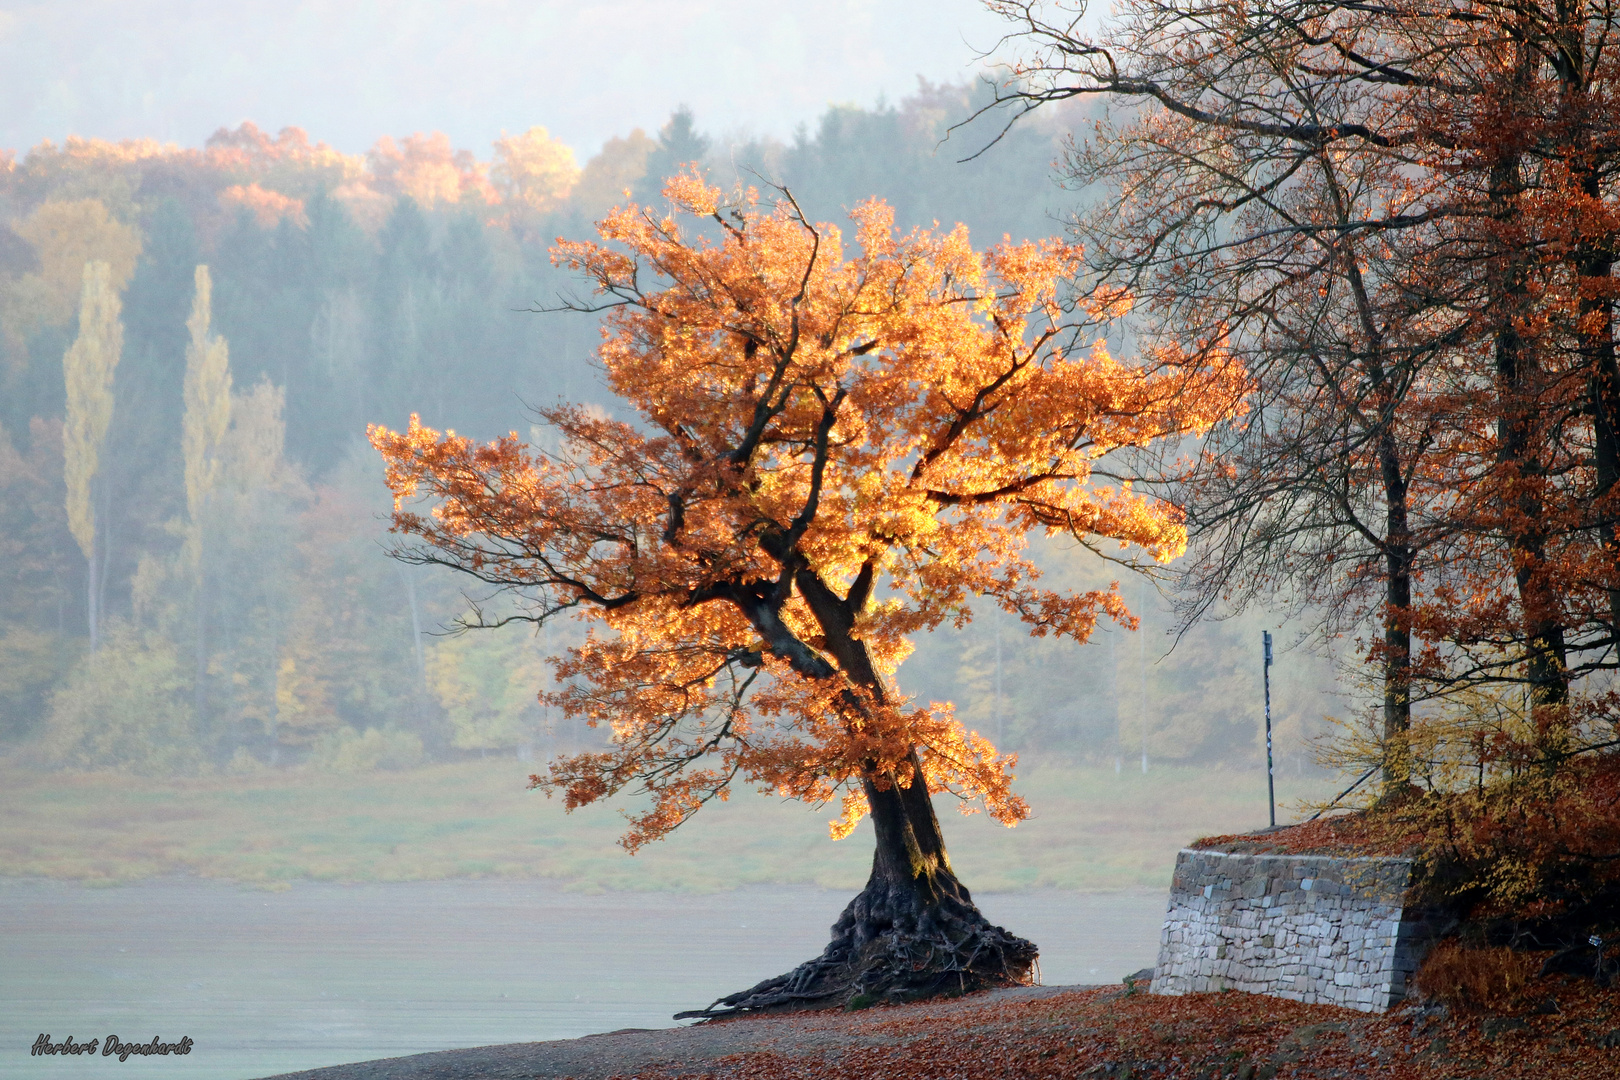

{"left": 372, "top": 175, "right": 1250, "bottom": 852}
{"left": 372, "top": 174, "right": 1249, "bottom": 1011}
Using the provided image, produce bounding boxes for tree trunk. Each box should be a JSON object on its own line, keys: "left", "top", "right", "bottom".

{"left": 195, "top": 564, "right": 208, "bottom": 732}
{"left": 1325, "top": 159, "right": 1416, "bottom": 792}
{"left": 86, "top": 551, "right": 99, "bottom": 651}
{"left": 675, "top": 749, "right": 1037, "bottom": 1018}
{"left": 1380, "top": 427, "right": 1413, "bottom": 791}
{"left": 1490, "top": 154, "right": 1571, "bottom": 714}
{"left": 678, "top": 568, "right": 1038, "bottom": 1017}
{"left": 1584, "top": 250, "right": 1620, "bottom": 645}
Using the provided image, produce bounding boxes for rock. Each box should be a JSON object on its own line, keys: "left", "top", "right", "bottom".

{"left": 1272, "top": 1021, "right": 1349, "bottom": 1064}
{"left": 1596, "top": 1028, "right": 1620, "bottom": 1049}
{"left": 1417, "top": 1036, "right": 1450, "bottom": 1061}
{"left": 1481, "top": 1017, "right": 1528, "bottom": 1040}
{"left": 1287, "top": 1022, "right": 1348, "bottom": 1046}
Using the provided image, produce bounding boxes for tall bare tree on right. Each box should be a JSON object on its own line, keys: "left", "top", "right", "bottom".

{"left": 987, "top": 0, "right": 1620, "bottom": 789}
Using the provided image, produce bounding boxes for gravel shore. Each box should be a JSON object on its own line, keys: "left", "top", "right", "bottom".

{"left": 253, "top": 985, "right": 1093, "bottom": 1080}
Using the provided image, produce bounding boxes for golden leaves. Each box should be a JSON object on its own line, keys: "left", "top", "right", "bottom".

{"left": 62, "top": 261, "right": 123, "bottom": 562}
{"left": 10, "top": 199, "right": 141, "bottom": 331}
{"left": 218, "top": 184, "right": 307, "bottom": 229}
{"left": 373, "top": 181, "right": 1249, "bottom": 850}
{"left": 490, "top": 126, "right": 580, "bottom": 218}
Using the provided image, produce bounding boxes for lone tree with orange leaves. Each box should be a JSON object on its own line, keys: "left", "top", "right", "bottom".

{"left": 370, "top": 175, "right": 1247, "bottom": 1014}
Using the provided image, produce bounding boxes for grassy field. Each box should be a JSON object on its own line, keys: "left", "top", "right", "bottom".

{"left": 0, "top": 758, "right": 1340, "bottom": 892}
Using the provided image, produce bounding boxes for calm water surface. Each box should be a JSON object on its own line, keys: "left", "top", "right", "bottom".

{"left": 2, "top": 878, "right": 1165, "bottom": 1080}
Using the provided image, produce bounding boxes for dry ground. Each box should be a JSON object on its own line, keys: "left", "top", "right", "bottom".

{"left": 259, "top": 974, "right": 1620, "bottom": 1080}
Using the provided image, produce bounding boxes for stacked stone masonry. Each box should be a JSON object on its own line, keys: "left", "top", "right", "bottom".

{"left": 1150, "top": 848, "right": 1433, "bottom": 1013}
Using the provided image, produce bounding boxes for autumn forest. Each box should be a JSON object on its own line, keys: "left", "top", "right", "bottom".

{"left": 0, "top": 87, "right": 1322, "bottom": 780}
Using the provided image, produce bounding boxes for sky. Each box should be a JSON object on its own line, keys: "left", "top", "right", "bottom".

{"left": 0, "top": 0, "right": 1044, "bottom": 160}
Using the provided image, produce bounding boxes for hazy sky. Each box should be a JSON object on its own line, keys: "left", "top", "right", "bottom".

{"left": 0, "top": 0, "right": 1036, "bottom": 160}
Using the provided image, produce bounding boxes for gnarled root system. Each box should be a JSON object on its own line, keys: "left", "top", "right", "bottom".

{"left": 674, "top": 875, "right": 1037, "bottom": 1019}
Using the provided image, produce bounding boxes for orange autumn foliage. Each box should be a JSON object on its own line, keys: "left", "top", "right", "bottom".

{"left": 218, "top": 183, "right": 308, "bottom": 229}
{"left": 366, "top": 132, "right": 496, "bottom": 207}
{"left": 370, "top": 176, "right": 1250, "bottom": 851}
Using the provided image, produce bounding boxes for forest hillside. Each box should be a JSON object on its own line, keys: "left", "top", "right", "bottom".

{"left": 0, "top": 88, "right": 1335, "bottom": 778}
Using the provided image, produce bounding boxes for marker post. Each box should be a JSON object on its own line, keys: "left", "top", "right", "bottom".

{"left": 1263, "top": 630, "right": 1275, "bottom": 828}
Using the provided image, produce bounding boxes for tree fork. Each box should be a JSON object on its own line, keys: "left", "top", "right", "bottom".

{"left": 676, "top": 570, "right": 1041, "bottom": 1018}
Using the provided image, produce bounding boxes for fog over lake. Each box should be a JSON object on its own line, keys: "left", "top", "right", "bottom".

{"left": 3, "top": 879, "right": 1163, "bottom": 1080}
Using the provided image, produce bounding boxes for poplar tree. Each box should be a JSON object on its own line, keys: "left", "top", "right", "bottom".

{"left": 182, "top": 265, "right": 232, "bottom": 560}
{"left": 181, "top": 264, "right": 232, "bottom": 721}
{"left": 62, "top": 260, "right": 123, "bottom": 650}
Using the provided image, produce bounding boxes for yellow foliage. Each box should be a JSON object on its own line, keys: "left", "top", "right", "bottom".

{"left": 182, "top": 265, "right": 232, "bottom": 536}
{"left": 223, "top": 379, "right": 290, "bottom": 493}
{"left": 329, "top": 182, "right": 395, "bottom": 234}
{"left": 61, "top": 261, "right": 123, "bottom": 560}
{"left": 491, "top": 127, "right": 580, "bottom": 218}
{"left": 569, "top": 129, "right": 656, "bottom": 220}
{"left": 273, "top": 653, "right": 340, "bottom": 747}
{"left": 427, "top": 630, "right": 549, "bottom": 751}
{"left": 26, "top": 135, "right": 179, "bottom": 171}
{"left": 202, "top": 123, "right": 362, "bottom": 195}
{"left": 37, "top": 620, "right": 199, "bottom": 774}
{"left": 11, "top": 199, "right": 141, "bottom": 330}
{"left": 367, "top": 132, "right": 495, "bottom": 207}
{"left": 218, "top": 184, "right": 308, "bottom": 229}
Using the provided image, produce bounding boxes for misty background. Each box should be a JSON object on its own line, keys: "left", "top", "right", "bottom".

{"left": 0, "top": 0, "right": 1027, "bottom": 156}
{"left": 0, "top": 87, "right": 1346, "bottom": 775}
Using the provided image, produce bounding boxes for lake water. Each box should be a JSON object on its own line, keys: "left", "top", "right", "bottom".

{"left": 2, "top": 878, "right": 1166, "bottom": 1080}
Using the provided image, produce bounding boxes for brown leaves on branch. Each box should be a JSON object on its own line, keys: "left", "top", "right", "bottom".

{"left": 986, "top": 0, "right": 1620, "bottom": 821}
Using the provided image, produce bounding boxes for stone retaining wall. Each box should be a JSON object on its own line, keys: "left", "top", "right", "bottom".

{"left": 1149, "top": 848, "right": 1434, "bottom": 1013}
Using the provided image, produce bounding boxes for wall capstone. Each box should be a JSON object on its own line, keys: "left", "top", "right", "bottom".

{"left": 1149, "top": 848, "right": 1435, "bottom": 1013}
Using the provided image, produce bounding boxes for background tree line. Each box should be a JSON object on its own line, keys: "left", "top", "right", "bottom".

{"left": 0, "top": 83, "right": 1336, "bottom": 775}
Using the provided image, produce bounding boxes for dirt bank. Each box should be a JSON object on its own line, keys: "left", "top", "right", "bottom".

{"left": 257, "top": 974, "right": 1620, "bottom": 1080}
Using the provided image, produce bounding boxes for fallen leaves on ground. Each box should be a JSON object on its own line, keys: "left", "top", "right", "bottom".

{"left": 605, "top": 974, "right": 1619, "bottom": 1080}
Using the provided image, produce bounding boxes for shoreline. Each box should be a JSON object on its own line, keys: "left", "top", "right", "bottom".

{"left": 252, "top": 985, "right": 1100, "bottom": 1080}
{"left": 252, "top": 975, "right": 1620, "bottom": 1080}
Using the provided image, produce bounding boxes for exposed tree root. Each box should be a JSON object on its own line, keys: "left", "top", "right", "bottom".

{"left": 674, "top": 875, "right": 1038, "bottom": 1019}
